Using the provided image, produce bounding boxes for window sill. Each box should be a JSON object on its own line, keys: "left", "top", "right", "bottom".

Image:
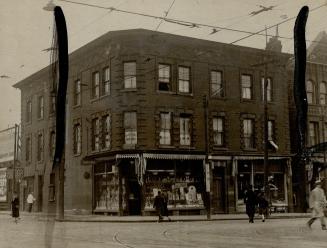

{"left": 158, "top": 145, "right": 176, "bottom": 149}
{"left": 120, "top": 88, "right": 137, "bottom": 92}
{"left": 241, "top": 99, "right": 255, "bottom": 103}
{"left": 90, "top": 97, "right": 100, "bottom": 103}
{"left": 123, "top": 144, "right": 137, "bottom": 149}
{"left": 177, "top": 92, "right": 193, "bottom": 97}
{"left": 178, "top": 146, "right": 195, "bottom": 149}
{"left": 156, "top": 90, "right": 175, "bottom": 95}
{"left": 212, "top": 146, "right": 228, "bottom": 151}
{"left": 73, "top": 153, "right": 81, "bottom": 157}
{"left": 210, "top": 96, "right": 226, "bottom": 100}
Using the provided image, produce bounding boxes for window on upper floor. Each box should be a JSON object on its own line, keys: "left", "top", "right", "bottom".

{"left": 309, "top": 122, "right": 319, "bottom": 146}
{"left": 101, "top": 115, "right": 111, "bottom": 149}
{"left": 37, "top": 96, "right": 44, "bottom": 119}
{"left": 241, "top": 74, "right": 253, "bottom": 100}
{"left": 213, "top": 117, "right": 224, "bottom": 146}
{"left": 49, "top": 95, "right": 56, "bottom": 114}
{"left": 49, "top": 131, "right": 56, "bottom": 159}
{"left": 73, "top": 123, "right": 81, "bottom": 155}
{"left": 178, "top": 66, "right": 191, "bottom": 93}
{"left": 91, "top": 118, "right": 100, "bottom": 151}
{"left": 92, "top": 72, "right": 100, "bottom": 99}
{"left": 180, "top": 114, "right": 191, "bottom": 146}
{"left": 124, "top": 112, "right": 137, "bottom": 145}
{"left": 319, "top": 82, "right": 327, "bottom": 105}
{"left": 37, "top": 132, "right": 44, "bottom": 161}
{"left": 159, "top": 112, "right": 171, "bottom": 145}
{"left": 74, "top": 79, "right": 81, "bottom": 106}
{"left": 261, "top": 77, "right": 272, "bottom": 102}
{"left": 158, "top": 64, "right": 171, "bottom": 91}
{"left": 243, "top": 118, "right": 255, "bottom": 149}
{"left": 26, "top": 100, "right": 32, "bottom": 123}
{"left": 124, "top": 62, "right": 136, "bottom": 89}
{"left": 211, "top": 71, "right": 224, "bottom": 97}
{"left": 102, "top": 67, "right": 110, "bottom": 96}
{"left": 26, "top": 136, "right": 31, "bottom": 162}
{"left": 306, "top": 80, "right": 315, "bottom": 104}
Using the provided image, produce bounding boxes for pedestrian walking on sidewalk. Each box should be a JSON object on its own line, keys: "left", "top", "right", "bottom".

{"left": 244, "top": 185, "right": 256, "bottom": 223}
{"left": 11, "top": 192, "right": 20, "bottom": 224}
{"left": 307, "top": 180, "right": 327, "bottom": 230}
{"left": 257, "top": 192, "right": 269, "bottom": 222}
{"left": 162, "top": 191, "right": 171, "bottom": 222}
{"left": 153, "top": 191, "right": 164, "bottom": 222}
{"left": 26, "top": 192, "right": 36, "bottom": 213}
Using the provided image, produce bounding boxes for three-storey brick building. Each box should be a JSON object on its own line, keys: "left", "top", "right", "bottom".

{"left": 14, "top": 29, "right": 293, "bottom": 215}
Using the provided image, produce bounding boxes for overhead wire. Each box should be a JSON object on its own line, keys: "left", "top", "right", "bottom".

{"left": 155, "top": 0, "right": 176, "bottom": 31}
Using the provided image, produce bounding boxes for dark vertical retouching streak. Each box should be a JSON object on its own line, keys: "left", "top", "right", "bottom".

{"left": 53, "top": 6, "right": 69, "bottom": 167}
{"left": 293, "top": 6, "right": 309, "bottom": 211}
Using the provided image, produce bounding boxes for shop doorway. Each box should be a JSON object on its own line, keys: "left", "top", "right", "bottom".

{"left": 38, "top": 175, "right": 43, "bottom": 212}
{"left": 127, "top": 179, "right": 141, "bottom": 215}
{"left": 212, "top": 167, "right": 225, "bottom": 213}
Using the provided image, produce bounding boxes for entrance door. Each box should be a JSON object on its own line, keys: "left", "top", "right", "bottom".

{"left": 212, "top": 177, "right": 225, "bottom": 213}
{"left": 128, "top": 179, "right": 141, "bottom": 215}
{"left": 38, "top": 175, "right": 43, "bottom": 212}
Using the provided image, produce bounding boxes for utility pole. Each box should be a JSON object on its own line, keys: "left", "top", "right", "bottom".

{"left": 203, "top": 95, "right": 211, "bottom": 220}
{"left": 12, "top": 124, "right": 18, "bottom": 194}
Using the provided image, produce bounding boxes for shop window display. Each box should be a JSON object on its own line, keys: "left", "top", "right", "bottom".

{"left": 94, "top": 163, "right": 126, "bottom": 212}
{"left": 144, "top": 162, "right": 204, "bottom": 210}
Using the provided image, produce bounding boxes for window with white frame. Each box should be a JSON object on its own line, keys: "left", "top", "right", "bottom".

{"left": 241, "top": 75, "right": 252, "bottom": 99}
{"left": 178, "top": 66, "right": 191, "bottom": 93}
{"left": 243, "top": 119, "right": 254, "bottom": 148}
{"left": 309, "top": 122, "right": 319, "bottom": 146}
{"left": 211, "top": 71, "right": 223, "bottom": 97}
{"left": 37, "top": 132, "right": 44, "bottom": 161}
{"left": 159, "top": 112, "right": 171, "bottom": 145}
{"left": 158, "top": 64, "right": 171, "bottom": 91}
{"left": 306, "top": 80, "right": 315, "bottom": 104}
{"left": 92, "top": 72, "right": 100, "bottom": 99}
{"left": 180, "top": 115, "right": 191, "bottom": 146}
{"left": 268, "top": 120, "right": 275, "bottom": 141}
{"left": 102, "top": 67, "right": 110, "bottom": 95}
{"left": 26, "top": 100, "right": 32, "bottom": 123}
{"left": 261, "top": 77, "right": 272, "bottom": 102}
{"left": 319, "top": 82, "right": 327, "bottom": 105}
{"left": 102, "top": 115, "right": 110, "bottom": 149}
{"left": 124, "top": 62, "right": 136, "bottom": 89}
{"left": 74, "top": 79, "right": 81, "bottom": 105}
{"left": 213, "top": 117, "right": 224, "bottom": 146}
{"left": 91, "top": 118, "right": 100, "bottom": 151}
{"left": 73, "top": 123, "right": 81, "bottom": 155}
{"left": 124, "top": 112, "right": 137, "bottom": 145}
{"left": 38, "top": 96, "right": 44, "bottom": 119}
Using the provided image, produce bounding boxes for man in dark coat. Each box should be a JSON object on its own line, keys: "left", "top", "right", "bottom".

{"left": 153, "top": 191, "right": 164, "bottom": 222}
{"left": 244, "top": 185, "right": 256, "bottom": 223}
{"left": 11, "top": 192, "right": 20, "bottom": 224}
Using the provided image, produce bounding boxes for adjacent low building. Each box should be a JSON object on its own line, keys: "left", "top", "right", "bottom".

{"left": 14, "top": 29, "right": 294, "bottom": 215}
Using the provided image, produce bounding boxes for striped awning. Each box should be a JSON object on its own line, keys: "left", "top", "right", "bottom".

{"left": 143, "top": 153, "right": 205, "bottom": 160}
{"left": 233, "top": 156, "right": 290, "bottom": 160}
{"left": 115, "top": 154, "right": 140, "bottom": 159}
{"left": 208, "top": 155, "right": 231, "bottom": 160}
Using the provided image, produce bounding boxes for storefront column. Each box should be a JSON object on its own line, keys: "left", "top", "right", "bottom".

{"left": 118, "top": 164, "right": 123, "bottom": 216}
{"left": 286, "top": 159, "right": 294, "bottom": 212}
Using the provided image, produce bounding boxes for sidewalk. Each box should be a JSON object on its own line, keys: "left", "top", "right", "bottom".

{"left": 0, "top": 211, "right": 311, "bottom": 222}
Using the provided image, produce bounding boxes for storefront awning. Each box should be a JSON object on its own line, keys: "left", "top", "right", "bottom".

{"left": 115, "top": 154, "right": 140, "bottom": 159}
{"left": 208, "top": 155, "right": 231, "bottom": 160}
{"left": 233, "top": 156, "right": 290, "bottom": 160}
{"left": 143, "top": 153, "right": 205, "bottom": 160}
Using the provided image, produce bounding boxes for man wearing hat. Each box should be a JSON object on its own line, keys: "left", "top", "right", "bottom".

{"left": 307, "top": 180, "right": 327, "bottom": 230}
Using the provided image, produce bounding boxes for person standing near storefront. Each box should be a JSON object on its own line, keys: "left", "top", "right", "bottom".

{"left": 11, "top": 192, "right": 20, "bottom": 224}
{"left": 162, "top": 191, "right": 171, "bottom": 222}
{"left": 307, "top": 180, "right": 327, "bottom": 230}
{"left": 244, "top": 185, "right": 256, "bottom": 223}
{"left": 153, "top": 191, "right": 164, "bottom": 222}
{"left": 26, "top": 192, "right": 36, "bottom": 213}
{"left": 257, "top": 192, "right": 269, "bottom": 222}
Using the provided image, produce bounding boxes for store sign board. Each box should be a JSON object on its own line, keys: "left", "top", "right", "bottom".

{"left": 0, "top": 128, "right": 15, "bottom": 163}
{"left": 205, "top": 163, "right": 210, "bottom": 192}
{"left": 0, "top": 168, "right": 7, "bottom": 202}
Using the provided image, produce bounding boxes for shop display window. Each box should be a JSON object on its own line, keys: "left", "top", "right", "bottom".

{"left": 144, "top": 161, "right": 204, "bottom": 210}
{"left": 94, "top": 163, "right": 126, "bottom": 212}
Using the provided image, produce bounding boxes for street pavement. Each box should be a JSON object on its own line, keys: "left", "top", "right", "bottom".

{"left": 0, "top": 214, "right": 326, "bottom": 248}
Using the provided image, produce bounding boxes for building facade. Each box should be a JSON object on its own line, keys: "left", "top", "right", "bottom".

{"left": 14, "top": 29, "right": 293, "bottom": 215}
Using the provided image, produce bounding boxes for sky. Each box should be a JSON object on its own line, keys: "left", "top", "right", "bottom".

{"left": 0, "top": 0, "right": 327, "bottom": 130}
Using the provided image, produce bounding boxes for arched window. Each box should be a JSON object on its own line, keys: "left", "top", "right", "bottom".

{"left": 319, "top": 81, "right": 327, "bottom": 105}
{"left": 306, "top": 80, "right": 315, "bottom": 104}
